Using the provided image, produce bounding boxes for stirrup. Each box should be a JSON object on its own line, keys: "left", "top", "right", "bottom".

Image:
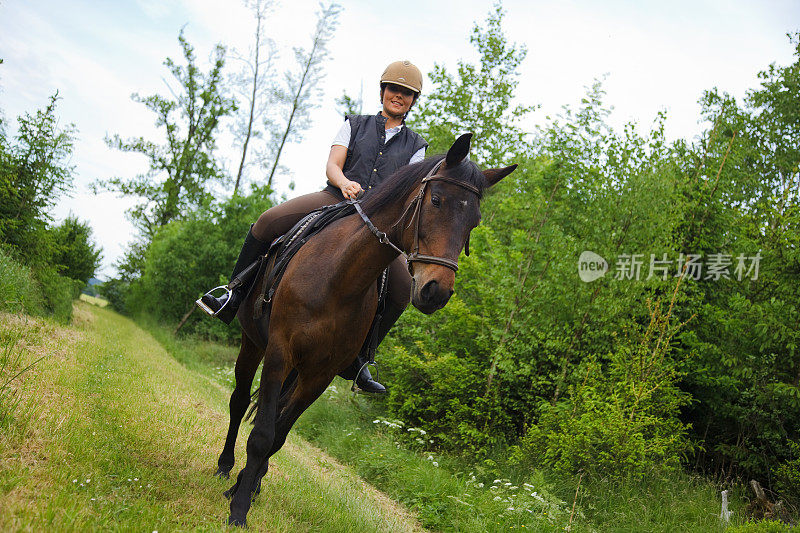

{"left": 351, "top": 361, "right": 380, "bottom": 393}
{"left": 195, "top": 285, "right": 232, "bottom": 317}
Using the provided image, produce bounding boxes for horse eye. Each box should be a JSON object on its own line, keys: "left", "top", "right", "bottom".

{"left": 431, "top": 195, "right": 441, "bottom": 208}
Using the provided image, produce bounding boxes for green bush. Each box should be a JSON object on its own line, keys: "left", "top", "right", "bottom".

{"left": 123, "top": 187, "right": 274, "bottom": 343}
{"left": 774, "top": 440, "right": 800, "bottom": 507}
{"left": 0, "top": 248, "right": 44, "bottom": 315}
{"left": 33, "top": 266, "right": 81, "bottom": 323}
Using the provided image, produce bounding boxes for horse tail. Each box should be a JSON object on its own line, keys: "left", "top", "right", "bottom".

{"left": 245, "top": 368, "right": 299, "bottom": 423}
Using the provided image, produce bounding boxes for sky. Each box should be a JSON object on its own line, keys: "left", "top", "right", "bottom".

{"left": 1, "top": 0, "right": 798, "bottom": 279}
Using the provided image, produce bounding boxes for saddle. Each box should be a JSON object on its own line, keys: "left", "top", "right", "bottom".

{"left": 236, "top": 200, "right": 389, "bottom": 360}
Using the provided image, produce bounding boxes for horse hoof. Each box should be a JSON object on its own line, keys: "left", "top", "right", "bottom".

{"left": 227, "top": 516, "right": 246, "bottom": 528}
{"left": 215, "top": 467, "right": 231, "bottom": 479}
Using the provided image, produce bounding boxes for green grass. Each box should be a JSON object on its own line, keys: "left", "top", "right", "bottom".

{"left": 79, "top": 293, "right": 108, "bottom": 307}
{"left": 0, "top": 304, "right": 423, "bottom": 532}
{"left": 137, "top": 319, "right": 762, "bottom": 532}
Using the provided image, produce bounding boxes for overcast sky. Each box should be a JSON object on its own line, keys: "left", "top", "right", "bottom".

{"left": 1, "top": 0, "right": 798, "bottom": 278}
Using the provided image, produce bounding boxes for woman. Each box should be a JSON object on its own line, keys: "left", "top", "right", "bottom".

{"left": 199, "top": 60, "right": 428, "bottom": 393}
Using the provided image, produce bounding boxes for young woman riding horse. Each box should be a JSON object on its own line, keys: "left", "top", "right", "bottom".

{"left": 199, "top": 60, "right": 428, "bottom": 393}
{"left": 223, "top": 132, "right": 516, "bottom": 527}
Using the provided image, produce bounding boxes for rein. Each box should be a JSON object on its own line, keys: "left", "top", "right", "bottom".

{"left": 352, "top": 160, "right": 481, "bottom": 273}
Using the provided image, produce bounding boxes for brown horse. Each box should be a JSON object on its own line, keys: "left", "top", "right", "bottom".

{"left": 217, "top": 133, "right": 516, "bottom": 527}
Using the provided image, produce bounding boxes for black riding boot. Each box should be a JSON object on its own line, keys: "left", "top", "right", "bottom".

{"left": 197, "top": 227, "right": 269, "bottom": 325}
{"left": 339, "top": 300, "right": 406, "bottom": 394}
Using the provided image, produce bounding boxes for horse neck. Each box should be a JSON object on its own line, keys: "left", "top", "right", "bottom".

{"left": 330, "top": 183, "right": 420, "bottom": 291}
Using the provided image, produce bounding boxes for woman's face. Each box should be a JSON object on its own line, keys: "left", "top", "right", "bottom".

{"left": 381, "top": 83, "right": 417, "bottom": 118}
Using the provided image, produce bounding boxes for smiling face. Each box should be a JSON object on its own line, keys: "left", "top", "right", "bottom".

{"left": 380, "top": 83, "right": 417, "bottom": 119}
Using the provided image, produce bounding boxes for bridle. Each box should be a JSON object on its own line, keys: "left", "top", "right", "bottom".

{"left": 353, "top": 159, "right": 481, "bottom": 273}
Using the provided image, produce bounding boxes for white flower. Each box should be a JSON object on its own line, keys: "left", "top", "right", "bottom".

{"left": 493, "top": 479, "right": 502, "bottom": 483}
{"left": 493, "top": 496, "right": 502, "bottom": 501}
{"left": 477, "top": 482, "right": 484, "bottom": 488}
{"left": 432, "top": 461, "right": 439, "bottom": 467}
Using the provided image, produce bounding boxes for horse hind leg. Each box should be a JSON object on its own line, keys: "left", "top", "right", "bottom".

{"left": 216, "top": 332, "right": 263, "bottom": 478}
{"left": 226, "top": 344, "right": 286, "bottom": 527}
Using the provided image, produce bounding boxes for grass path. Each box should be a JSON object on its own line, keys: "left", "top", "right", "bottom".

{"left": 0, "top": 302, "right": 424, "bottom": 532}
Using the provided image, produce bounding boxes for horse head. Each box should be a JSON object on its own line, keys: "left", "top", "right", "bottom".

{"left": 402, "top": 133, "right": 517, "bottom": 314}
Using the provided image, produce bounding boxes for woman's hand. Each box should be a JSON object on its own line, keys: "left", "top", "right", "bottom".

{"left": 326, "top": 145, "right": 363, "bottom": 199}
{"left": 340, "top": 179, "right": 363, "bottom": 200}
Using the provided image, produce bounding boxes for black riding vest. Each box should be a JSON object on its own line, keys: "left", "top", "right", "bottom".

{"left": 326, "top": 113, "right": 428, "bottom": 195}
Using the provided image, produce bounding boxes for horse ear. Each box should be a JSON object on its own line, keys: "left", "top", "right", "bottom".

{"left": 445, "top": 133, "right": 473, "bottom": 166}
{"left": 483, "top": 164, "right": 518, "bottom": 187}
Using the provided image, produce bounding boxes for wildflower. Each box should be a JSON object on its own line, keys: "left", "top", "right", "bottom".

{"left": 477, "top": 482, "right": 484, "bottom": 488}
{"left": 494, "top": 496, "right": 502, "bottom": 501}
{"left": 493, "top": 479, "right": 502, "bottom": 483}
{"left": 510, "top": 486, "right": 518, "bottom": 490}
{"left": 73, "top": 479, "right": 77, "bottom": 483}
{"left": 432, "top": 461, "right": 439, "bottom": 467}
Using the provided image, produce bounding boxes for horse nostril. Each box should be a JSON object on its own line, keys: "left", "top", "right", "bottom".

{"left": 421, "top": 280, "right": 438, "bottom": 301}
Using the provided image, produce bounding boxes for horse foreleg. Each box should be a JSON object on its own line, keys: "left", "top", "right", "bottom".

{"left": 227, "top": 345, "right": 285, "bottom": 528}
{"left": 216, "top": 333, "right": 263, "bottom": 478}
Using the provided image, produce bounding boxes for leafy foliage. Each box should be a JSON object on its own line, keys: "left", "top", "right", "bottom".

{"left": 125, "top": 186, "right": 274, "bottom": 342}
{"left": 49, "top": 215, "right": 103, "bottom": 284}
{"left": 409, "top": 2, "right": 531, "bottom": 166}
{"left": 0, "top": 95, "right": 99, "bottom": 321}
{"left": 96, "top": 31, "right": 236, "bottom": 238}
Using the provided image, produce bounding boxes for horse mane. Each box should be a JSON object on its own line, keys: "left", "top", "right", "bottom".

{"left": 361, "top": 155, "right": 487, "bottom": 217}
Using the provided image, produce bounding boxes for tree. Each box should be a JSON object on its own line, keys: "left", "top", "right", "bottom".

{"left": 0, "top": 93, "right": 76, "bottom": 265}
{"left": 409, "top": 1, "right": 532, "bottom": 167}
{"left": 335, "top": 85, "right": 363, "bottom": 116}
{"left": 230, "top": 0, "right": 279, "bottom": 196}
{"left": 264, "top": 2, "right": 341, "bottom": 188}
{"left": 96, "top": 31, "right": 236, "bottom": 238}
{"left": 49, "top": 215, "right": 103, "bottom": 283}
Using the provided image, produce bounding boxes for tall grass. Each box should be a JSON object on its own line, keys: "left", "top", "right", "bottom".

{"left": 0, "top": 248, "right": 82, "bottom": 322}
{"left": 0, "top": 249, "right": 44, "bottom": 316}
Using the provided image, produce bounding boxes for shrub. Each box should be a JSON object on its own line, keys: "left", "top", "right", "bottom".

{"left": 511, "top": 290, "right": 695, "bottom": 479}
{"left": 0, "top": 248, "right": 44, "bottom": 315}
{"left": 34, "top": 266, "right": 81, "bottom": 323}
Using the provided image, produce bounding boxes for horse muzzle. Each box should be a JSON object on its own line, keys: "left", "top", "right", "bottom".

{"left": 411, "top": 269, "right": 455, "bottom": 314}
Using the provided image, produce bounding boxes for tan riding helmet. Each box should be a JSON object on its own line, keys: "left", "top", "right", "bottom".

{"left": 380, "top": 60, "right": 422, "bottom": 94}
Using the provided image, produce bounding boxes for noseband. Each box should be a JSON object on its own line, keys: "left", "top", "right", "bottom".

{"left": 353, "top": 160, "right": 481, "bottom": 273}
